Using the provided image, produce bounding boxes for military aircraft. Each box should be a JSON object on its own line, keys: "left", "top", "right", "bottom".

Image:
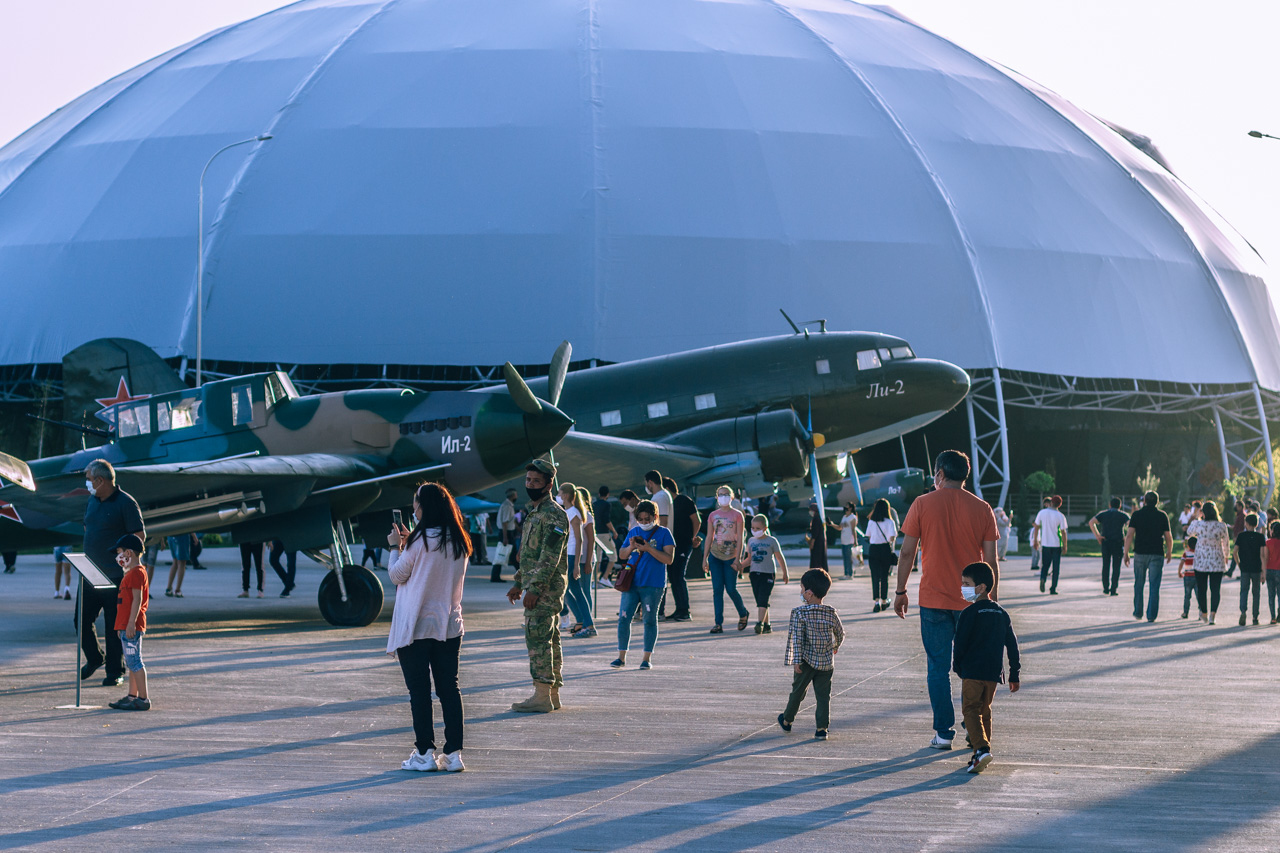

{"left": 0, "top": 342, "right": 573, "bottom": 626}
{"left": 484, "top": 327, "right": 968, "bottom": 510}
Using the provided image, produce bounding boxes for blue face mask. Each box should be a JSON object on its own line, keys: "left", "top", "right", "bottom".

{"left": 961, "top": 585, "right": 978, "bottom": 602}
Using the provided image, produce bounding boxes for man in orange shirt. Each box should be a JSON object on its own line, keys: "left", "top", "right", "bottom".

{"left": 893, "top": 450, "right": 999, "bottom": 750}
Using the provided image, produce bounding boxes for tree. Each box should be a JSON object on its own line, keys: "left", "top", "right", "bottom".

{"left": 1100, "top": 455, "right": 1111, "bottom": 508}
{"left": 1024, "top": 471, "right": 1055, "bottom": 495}
{"left": 1136, "top": 463, "right": 1160, "bottom": 496}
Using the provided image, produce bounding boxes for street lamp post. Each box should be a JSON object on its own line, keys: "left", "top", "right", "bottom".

{"left": 1248, "top": 130, "right": 1280, "bottom": 141}
{"left": 197, "top": 134, "right": 272, "bottom": 386}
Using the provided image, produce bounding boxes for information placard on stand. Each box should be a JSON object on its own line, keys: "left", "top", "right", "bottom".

{"left": 58, "top": 553, "right": 118, "bottom": 710}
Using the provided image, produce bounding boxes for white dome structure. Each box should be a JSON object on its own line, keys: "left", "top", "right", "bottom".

{"left": 0, "top": 0, "right": 1277, "bottom": 501}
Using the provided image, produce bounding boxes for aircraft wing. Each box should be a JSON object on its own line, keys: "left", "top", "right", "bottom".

{"left": 0, "top": 453, "right": 388, "bottom": 524}
{"left": 549, "top": 432, "right": 713, "bottom": 487}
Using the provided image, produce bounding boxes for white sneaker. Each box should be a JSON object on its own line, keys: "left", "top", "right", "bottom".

{"left": 929, "top": 734, "right": 954, "bottom": 750}
{"left": 440, "top": 750, "right": 465, "bottom": 772}
{"left": 401, "top": 749, "right": 440, "bottom": 772}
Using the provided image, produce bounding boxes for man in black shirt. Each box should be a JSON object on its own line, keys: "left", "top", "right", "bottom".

{"left": 660, "top": 478, "right": 700, "bottom": 622}
{"left": 1234, "top": 513, "right": 1267, "bottom": 626}
{"left": 1123, "top": 491, "right": 1173, "bottom": 622}
{"left": 1089, "top": 498, "right": 1129, "bottom": 596}
{"left": 80, "top": 459, "right": 145, "bottom": 686}
{"left": 592, "top": 486, "right": 616, "bottom": 576}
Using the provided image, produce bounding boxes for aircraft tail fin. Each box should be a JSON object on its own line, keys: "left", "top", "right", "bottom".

{"left": 62, "top": 339, "right": 187, "bottom": 452}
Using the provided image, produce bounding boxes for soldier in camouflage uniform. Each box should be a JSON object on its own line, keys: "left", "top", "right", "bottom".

{"left": 506, "top": 459, "right": 569, "bottom": 712}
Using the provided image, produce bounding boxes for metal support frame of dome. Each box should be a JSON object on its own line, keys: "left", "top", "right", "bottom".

{"left": 964, "top": 368, "right": 1279, "bottom": 508}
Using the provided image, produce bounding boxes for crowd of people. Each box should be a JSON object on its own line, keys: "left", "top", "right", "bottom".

{"left": 60, "top": 447, "right": 1280, "bottom": 778}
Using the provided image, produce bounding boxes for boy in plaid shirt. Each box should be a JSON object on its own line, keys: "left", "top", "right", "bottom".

{"left": 778, "top": 569, "right": 844, "bottom": 740}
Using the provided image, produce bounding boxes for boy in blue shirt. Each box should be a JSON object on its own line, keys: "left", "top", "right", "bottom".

{"left": 953, "top": 562, "right": 1020, "bottom": 774}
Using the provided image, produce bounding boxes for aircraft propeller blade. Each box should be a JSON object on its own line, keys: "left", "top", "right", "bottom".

{"left": 502, "top": 362, "right": 543, "bottom": 415}
{"left": 847, "top": 453, "right": 864, "bottom": 506}
{"left": 807, "top": 399, "right": 826, "bottom": 519}
{"left": 548, "top": 340, "right": 572, "bottom": 407}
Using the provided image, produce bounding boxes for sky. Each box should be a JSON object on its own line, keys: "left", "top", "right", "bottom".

{"left": 1, "top": 0, "right": 1277, "bottom": 263}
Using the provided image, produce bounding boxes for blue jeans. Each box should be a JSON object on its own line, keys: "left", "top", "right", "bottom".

{"left": 708, "top": 556, "right": 748, "bottom": 625}
{"left": 1183, "top": 574, "right": 1196, "bottom": 615}
{"left": 618, "top": 585, "right": 662, "bottom": 653}
{"left": 565, "top": 561, "right": 594, "bottom": 628}
{"left": 840, "top": 544, "right": 854, "bottom": 577}
{"left": 1132, "top": 554, "right": 1163, "bottom": 620}
{"left": 919, "top": 606, "right": 961, "bottom": 739}
{"left": 119, "top": 630, "right": 145, "bottom": 673}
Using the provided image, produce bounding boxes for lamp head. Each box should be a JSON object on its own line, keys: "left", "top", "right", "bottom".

{"left": 1249, "top": 130, "right": 1264, "bottom": 138}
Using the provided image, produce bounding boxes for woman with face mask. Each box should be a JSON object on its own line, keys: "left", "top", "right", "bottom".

{"left": 703, "top": 485, "right": 751, "bottom": 633}
{"left": 613, "top": 500, "right": 676, "bottom": 669}
{"left": 557, "top": 483, "right": 591, "bottom": 635}
{"left": 806, "top": 504, "right": 829, "bottom": 572}
{"left": 832, "top": 503, "right": 863, "bottom": 580}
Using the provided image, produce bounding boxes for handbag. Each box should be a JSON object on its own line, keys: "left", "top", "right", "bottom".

{"left": 876, "top": 521, "right": 899, "bottom": 566}
{"left": 615, "top": 530, "right": 660, "bottom": 592}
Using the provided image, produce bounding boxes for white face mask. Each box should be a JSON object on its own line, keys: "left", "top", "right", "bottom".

{"left": 556, "top": 496, "right": 566, "bottom": 506}
{"left": 645, "top": 484, "right": 655, "bottom": 495}
{"left": 85, "top": 479, "right": 95, "bottom": 494}
{"left": 639, "top": 521, "right": 656, "bottom": 531}
{"left": 717, "top": 495, "right": 732, "bottom": 507}
{"left": 751, "top": 529, "right": 766, "bottom": 539}
{"left": 961, "top": 585, "right": 978, "bottom": 602}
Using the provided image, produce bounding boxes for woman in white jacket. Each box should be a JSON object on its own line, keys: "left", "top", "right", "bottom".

{"left": 386, "top": 483, "right": 471, "bottom": 773}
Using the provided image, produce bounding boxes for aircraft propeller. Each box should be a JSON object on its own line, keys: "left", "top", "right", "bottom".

{"left": 502, "top": 341, "right": 574, "bottom": 486}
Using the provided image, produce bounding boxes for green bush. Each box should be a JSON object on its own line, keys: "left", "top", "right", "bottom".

{"left": 1023, "top": 471, "right": 1055, "bottom": 494}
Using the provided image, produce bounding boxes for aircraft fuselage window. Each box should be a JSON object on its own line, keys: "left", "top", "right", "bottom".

{"left": 156, "top": 402, "right": 171, "bottom": 432}
{"left": 890, "top": 346, "right": 915, "bottom": 359}
{"left": 169, "top": 395, "right": 204, "bottom": 430}
{"left": 856, "top": 350, "right": 882, "bottom": 370}
{"left": 815, "top": 359, "right": 830, "bottom": 375}
{"left": 647, "top": 402, "right": 669, "bottom": 419}
{"left": 398, "top": 416, "right": 472, "bottom": 436}
{"left": 231, "top": 384, "right": 253, "bottom": 426}
{"left": 600, "top": 410, "right": 622, "bottom": 427}
{"left": 694, "top": 393, "right": 717, "bottom": 411}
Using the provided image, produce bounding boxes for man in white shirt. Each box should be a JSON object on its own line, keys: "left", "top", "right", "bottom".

{"left": 644, "top": 470, "right": 674, "bottom": 534}
{"left": 1033, "top": 495, "right": 1069, "bottom": 595}
{"left": 495, "top": 489, "right": 518, "bottom": 582}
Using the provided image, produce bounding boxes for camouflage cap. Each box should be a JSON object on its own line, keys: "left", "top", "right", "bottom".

{"left": 526, "top": 459, "right": 557, "bottom": 478}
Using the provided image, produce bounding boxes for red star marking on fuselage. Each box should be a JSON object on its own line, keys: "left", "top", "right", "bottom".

{"left": 0, "top": 501, "right": 20, "bottom": 524}
{"left": 96, "top": 377, "right": 149, "bottom": 410}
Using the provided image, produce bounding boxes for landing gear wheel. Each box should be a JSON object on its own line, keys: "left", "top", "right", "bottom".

{"left": 318, "top": 564, "right": 384, "bottom": 627}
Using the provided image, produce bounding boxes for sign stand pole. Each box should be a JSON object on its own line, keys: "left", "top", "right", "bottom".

{"left": 58, "top": 555, "right": 113, "bottom": 710}
{"left": 75, "top": 576, "right": 82, "bottom": 709}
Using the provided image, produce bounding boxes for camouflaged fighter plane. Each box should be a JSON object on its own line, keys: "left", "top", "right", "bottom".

{"left": 0, "top": 349, "right": 573, "bottom": 627}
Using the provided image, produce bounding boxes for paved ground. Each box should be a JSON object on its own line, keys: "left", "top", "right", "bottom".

{"left": 3, "top": 544, "right": 1280, "bottom": 851}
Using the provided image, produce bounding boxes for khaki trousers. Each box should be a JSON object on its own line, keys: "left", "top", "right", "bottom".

{"left": 961, "top": 678, "right": 997, "bottom": 752}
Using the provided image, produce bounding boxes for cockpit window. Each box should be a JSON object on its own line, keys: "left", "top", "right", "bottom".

{"left": 856, "top": 350, "right": 882, "bottom": 370}
{"left": 879, "top": 348, "right": 892, "bottom": 360}
{"left": 890, "top": 346, "right": 915, "bottom": 359}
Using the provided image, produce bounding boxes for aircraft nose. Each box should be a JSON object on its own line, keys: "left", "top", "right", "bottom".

{"left": 524, "top": 403, "right": 574, "bottom": 457}
{"left": 907, "top": 358, "right": 971, "bottom": 410}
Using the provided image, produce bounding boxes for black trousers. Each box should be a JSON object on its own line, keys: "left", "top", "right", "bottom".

{"left": 269, "top": 540, "right": 296, "bottom": 591}
{"left": 1040, "top": 547, "right": 1063, "bottom": 592}
{"left": 398, "top": 635, "right": 464, "bottom": 755}
{"left": 1194, "top": 571, "right": 1223, "bottom": 614}
{"left": 1100, "top": 540, "right": 1123, "bottom": 593}
{"left": 77, "top": 584, "right": 124, "bottom": 677}
{"left": 868, "top": 543, "right": 893, "bottom": 600}
{"left": 660, "top": 546, "right": 692, "bottom": 617}
{"left": 240, "top": 542, "right": 265, "bottom": 591}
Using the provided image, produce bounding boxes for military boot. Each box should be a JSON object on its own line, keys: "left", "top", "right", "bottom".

{"left": 550, "top": 687, "right": 562, "bottom": 711}
{"left": 511, "top": 682, "right": 553, "bottom": 713}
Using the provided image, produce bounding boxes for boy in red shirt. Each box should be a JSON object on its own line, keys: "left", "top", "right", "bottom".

{"left": 110, "top": 534, "right": 151, "bottom": 711}
{"left": 1179, "top": 536, "right": 1197, "bottom": 620}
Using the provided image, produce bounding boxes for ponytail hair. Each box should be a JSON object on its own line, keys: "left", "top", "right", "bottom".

{"left": 406, "top": 482, "right": 472, "bottom": 560}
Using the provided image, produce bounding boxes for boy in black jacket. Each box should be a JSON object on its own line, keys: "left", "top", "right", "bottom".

{"left": 953, "top": 561, "right": 1020, "bottom": 774}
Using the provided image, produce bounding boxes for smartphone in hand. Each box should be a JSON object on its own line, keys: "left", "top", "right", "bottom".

{"left": 392, "top": 509, "right": 403, "bottom": 528}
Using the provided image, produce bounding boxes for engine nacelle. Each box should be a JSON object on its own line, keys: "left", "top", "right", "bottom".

{"left": 668, "top": 409, "right": 810, "bottom": 484}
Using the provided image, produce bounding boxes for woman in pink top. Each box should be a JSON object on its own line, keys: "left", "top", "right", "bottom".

{"left": 386, "top": 483, "right": 471, "bottom": 773}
